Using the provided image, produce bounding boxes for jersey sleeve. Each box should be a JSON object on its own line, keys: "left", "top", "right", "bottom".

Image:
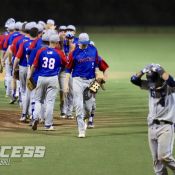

{"left": 16, "top": 42, "right": 25, "bottom": 59}
{"left": 66, "top": 51, "right": 74, "bottom": 73}
{"left": 33, "top": 48, "right": 46, "bottom": 68}
{"left": 99, "top": 58, "right": 109, "bottom": 71}
{"left": 55, "top": 49, "right": 67, "bottom": 66}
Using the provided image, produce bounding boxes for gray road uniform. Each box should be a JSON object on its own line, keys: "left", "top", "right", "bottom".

{"left": 131, "top": 73, "right": 175, "bottom": 175}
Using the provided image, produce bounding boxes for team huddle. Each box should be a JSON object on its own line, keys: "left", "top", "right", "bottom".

{"left": 0, "top": 18, "right": 109, "bottom": 138}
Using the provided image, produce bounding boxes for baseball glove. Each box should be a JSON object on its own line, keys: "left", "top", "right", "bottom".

{"left": 14, "top": 68, "right": 19, "bottom": 80}
{"left": 27, "top": 77, "right": 36, "bottom": 91}
{"left": 89, "top": 78, "right": 105, "bottom": 93}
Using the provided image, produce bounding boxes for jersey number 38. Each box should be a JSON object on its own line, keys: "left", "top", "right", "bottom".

{"left": 42, "top": 57, "right": 55, "bottom": 69}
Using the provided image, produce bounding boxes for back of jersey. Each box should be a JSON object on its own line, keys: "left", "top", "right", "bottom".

{"left": 37, "top": 48, "right": 62, "bottom": 77}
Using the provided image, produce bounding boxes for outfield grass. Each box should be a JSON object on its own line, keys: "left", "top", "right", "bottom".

{"left": 1, "top": 33, "right": 175, "bottom": 175}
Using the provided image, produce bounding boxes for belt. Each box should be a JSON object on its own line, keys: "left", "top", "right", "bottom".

{"left": 153, "top": 119, "right": 173, "bottom": 125}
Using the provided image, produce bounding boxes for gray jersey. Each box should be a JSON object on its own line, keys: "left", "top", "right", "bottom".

{"left": 141, "top": 81, "right": 175, "bottom": 125}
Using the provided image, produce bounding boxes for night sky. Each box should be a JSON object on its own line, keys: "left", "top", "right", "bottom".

{"left": 1, "top": 0, "right": 175, "bottom": 26}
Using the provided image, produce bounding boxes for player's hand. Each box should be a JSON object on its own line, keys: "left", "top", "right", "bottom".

{"left": 141, "top": 64, "right": 153, "bottom": 74}
{"left": 151, "top": 64, "right": 165, "bottom": 76}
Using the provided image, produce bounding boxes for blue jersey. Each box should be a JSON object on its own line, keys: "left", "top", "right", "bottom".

{"left": 16, "top": 36, "right": 30, "bottom": 54}
{"left": 28, "top": 43, "right": 46, "bottom": 84}
{"left": 16, "top": 39, "right": 33, "bottom": 67}
{"left": 73, "top": 37, "right": 78, "bottom": 44}
{"left": 8, "top": 31, "right": 21, "bottom": 46}
{"left": 33, "top": 47, "right": 67, "bottom": 77}
{"left": 67, "top": 45, "right": 99, "bottom": 79}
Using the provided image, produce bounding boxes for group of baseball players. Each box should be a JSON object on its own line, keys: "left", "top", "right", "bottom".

{"left": 0, "top": 18, "right": 109, "bottom": 138}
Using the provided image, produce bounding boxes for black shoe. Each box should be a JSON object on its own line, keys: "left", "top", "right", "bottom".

{"left": 32, "top": 120, "right": 39, "bottom": 131}
{"left": 9, "top": 97, "right": 18, "bottom": 104}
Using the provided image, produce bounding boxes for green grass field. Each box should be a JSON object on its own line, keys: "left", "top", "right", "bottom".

{"left": 1, "top": 33, "right": 175, "bottom": 175}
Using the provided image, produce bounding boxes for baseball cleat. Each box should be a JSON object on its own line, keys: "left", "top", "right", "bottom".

{"left": 19, "top": 114, "right": 27, "bottom": 122}
{"left": 87, "top": 122, "right": 94, "bottom": 129}
{"left": 44, "top": 126, "right": 54, "bottom": 131}
{"left": 78, "top": 131, "right": 86, "bottom": 138}
{"left": 32, "top": 120, "right": 39, "bottom": 131}
{"left": 9, "top": 97, "right": 18, "bottom": 104}
{"left": 60, "top": 113, "right": 66, "bottom": 119}
{"left": 67, "top": 115, "right": 74, "bottom": 119}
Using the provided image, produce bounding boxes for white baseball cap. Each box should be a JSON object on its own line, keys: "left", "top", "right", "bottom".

{"left": 67, "top": 25, "right": 76, "bottom": 31}
{"left": 59, "top": 25, "right": 67, "bottom": 31}
{"left": 38, "top": 20, "right": 46, "bottom": 27}
{"left": 47, "top": 19, "right": 55, "bottom": 25}
{"left": 25, "top": 21, "right": 37, "bottom": 30}
{"left": 36, "top": 23, "right": 44, "bottom": 32}
{"left": 8, "top": 23, "right": 15, "bottom": 30}
{"left": 78, "top": 33, "right": 90, "bottom": 45}
{"left": 49, "top": 34, "right": 60, "bottom": 43}
{"left": 5, "top": 18, "right": 15, "bottom": 28}
{"left": 42, "top": 32, "right": 50, "bottom": 41}
{"left": 15, "top": 21, "right": 23, "bottom": 30}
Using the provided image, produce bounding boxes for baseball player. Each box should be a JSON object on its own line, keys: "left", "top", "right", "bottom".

{"left": 29, "top": 34, "right": 67, "bottom": 131}
{"left": 1, "top": 22, "right": 16, "bottom": 103}
{"left": 66, "top": 25, "right": 78, "bottom": 44}
{"left": 87, "top": 56, "right": 109, "bottom": 128}
{"left": 27, "top": 30, "right": 53, "bottom": 124}
{"left": 13, "top": 22, "right": 37, "bottom": 121}
{"left": 131, "top": 64, "right": 175, "bottom": 175}
{"left": 65, "top": 33, "right": 108, "bottom": 138}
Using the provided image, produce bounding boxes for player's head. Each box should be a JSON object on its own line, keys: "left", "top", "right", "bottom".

{"left": 7, "top": 23, "right": 15, "bottom": 32}
{"left": 65, "top": 31, "right": 74, "bottom": 40}
{"left": 15, "top": 21, "right": 23, "bottom": 31}
{"left": 46, "top": 19, "right": 55, "bottom": 30}
{"left": 146, "top": 71, "right": 165, "bottom": 89}
{"left": 66, "top": 25, "right": 76, "bottom": 35}
{"left": 49, "top": 34, "right": 60, "bottom": 47}
{"left": 29, "top": 27, "right": 39, "bottom": 38}
{"left": 25, "top": 21, "right": 37, "bottom": 34}
{"left": 5, "top": 18, "right": 15, "bottom": 30}
{"left": 78, "top": 33, "right": 90, "bottom": 49}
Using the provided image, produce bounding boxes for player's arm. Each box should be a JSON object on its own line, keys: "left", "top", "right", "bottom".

{"left": 64, "top": 51, "right": 74, "bottom": 92}
{"left": 151, "top": 64, "right": 175, "bottom": 87}
{"left": 13, "top": 42, "right": 24, "bottom": 74}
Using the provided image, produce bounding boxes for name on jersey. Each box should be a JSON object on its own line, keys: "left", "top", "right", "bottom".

{"left": 78, "top": 57, "right": 95, "bottom": 63}
{"left": 47, "top": 51, "right": 53, "bottom": 54}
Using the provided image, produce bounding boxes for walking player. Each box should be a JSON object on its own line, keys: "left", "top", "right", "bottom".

{"left": 131, "top": 63, "right": 175, "bottom": 175}
{"left": 65, "top": 33, "right": 108, "bottom": 138}
{"left": 29, "top": 34, "right": 67, "bottom": 130}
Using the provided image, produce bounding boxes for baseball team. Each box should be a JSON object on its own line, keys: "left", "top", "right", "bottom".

{"left": 1, "top": 18, "right": 175, "bottom": 174}
{"left": 0, "top": 18, "right": 109, "bottom": 138}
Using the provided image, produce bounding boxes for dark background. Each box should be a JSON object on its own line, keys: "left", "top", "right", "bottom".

{"left": 1, "top": 0, "right": 175, "bottom": 27}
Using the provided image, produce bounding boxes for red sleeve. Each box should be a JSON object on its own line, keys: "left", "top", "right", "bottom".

{"left": 55, "top": 49, "right": 67, "bottom": 66}
{"left": 16, "top": 42, "right": 25, "bottom": 59}
{"left": 10, "top": 36, "right": 22, "bottom": 55}
{"left": 29, "top": 39, "right": 38, "bottom": 50}
{"left": 99, "top": 58, "right": 109, "bottom": 71}
{"left": 33, "top": 47, "right": 46, "bottom": 68}
{"left": 67, "top": 51, "right": 74, "bottom": 69}
{"left": 0, "top": 37, "right": 5, "bottom": 50}
{"left": 3, "top": 34, "right": 10, "bottom": 50}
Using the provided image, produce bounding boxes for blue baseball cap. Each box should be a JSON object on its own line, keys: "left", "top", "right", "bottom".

{"left": 78, "top": 33, "right": 90, "bottom": 45}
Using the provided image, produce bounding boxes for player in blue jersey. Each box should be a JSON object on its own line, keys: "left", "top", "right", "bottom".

{"left": 27, "top": 31, "right": 54, "bottom": 124}
{"left": 13, "top": 22, "right": 38, "bottom": 121}
{"left": 29, "top": 34, "right": 67, "bottom": 131}
{"left": 66, "top": 25, "right": 78, "bottom": 44}
{"left": 65, "top": 33, "right": 108, "bottom": 138}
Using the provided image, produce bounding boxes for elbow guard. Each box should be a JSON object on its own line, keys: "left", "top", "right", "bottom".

{"left": 130, "top": 75, "right": 141, "bottom": 86}
{"left": 166, "top": 75, "right": 175, "bottom": 87}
